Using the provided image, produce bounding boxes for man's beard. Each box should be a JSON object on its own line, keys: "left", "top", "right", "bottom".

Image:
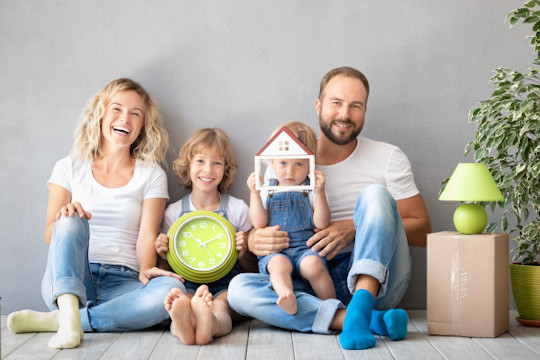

{"left": 319, "top": 115, "right": 362, "bottom": 146}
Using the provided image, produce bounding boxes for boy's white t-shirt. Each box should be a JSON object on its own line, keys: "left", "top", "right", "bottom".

{"left": 48, "top": 155, "right": 169, "bottom": 272}
{"left": 162, "top": 194, "right": 252, "bottom": 234}
{"left": 317, "top": 136, "right": 419, "bottom": 222}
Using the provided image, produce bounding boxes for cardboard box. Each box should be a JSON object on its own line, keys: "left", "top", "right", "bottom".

{"left": 427, "top": 231, "right": 509, "bottom": 337}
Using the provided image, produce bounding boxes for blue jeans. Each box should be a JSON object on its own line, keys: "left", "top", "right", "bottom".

{"left": 228, "top": 184, "right": 411, "bottom": 334}
{"left": 41, "top": 215, "right": 185, "bottom": 332}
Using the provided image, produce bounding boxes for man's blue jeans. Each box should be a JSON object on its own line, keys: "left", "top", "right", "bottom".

{"left": 41, "top": 215, "right": 185, "bottom": 332}
{"left": 228, "top": 184, "right": 411, "bottom": 333}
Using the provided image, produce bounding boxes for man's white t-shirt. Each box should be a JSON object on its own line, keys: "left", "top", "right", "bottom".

{"left": 48, "top": 156, "right": 169, "bottom": 272}
{"left": 317, "top": 136, "right": 419, "bottom": 222}
{"left": 162, "top": 194, "right": 252, "bottom": 234}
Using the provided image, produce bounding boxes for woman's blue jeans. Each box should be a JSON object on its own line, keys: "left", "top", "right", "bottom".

{"left": 228, "top": 184, "right": 411, "bottom": 334}
{"left": 41, "top": 215, "right": 185, "bottom": 332}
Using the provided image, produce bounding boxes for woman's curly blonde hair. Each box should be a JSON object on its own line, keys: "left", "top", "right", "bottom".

{"left": 173, "top": 128, "right": 237, "bottom": 193}
{"left": 71, "top": 78, "right": 169, "bottom": 166}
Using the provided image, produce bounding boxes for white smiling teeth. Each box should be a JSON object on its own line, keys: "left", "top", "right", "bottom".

{"left": 113, "top": 126, "right": 130, "bottom": 134}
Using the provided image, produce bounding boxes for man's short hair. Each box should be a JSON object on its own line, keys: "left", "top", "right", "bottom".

{"left": 318, "top": 67, "right": 370, "bottom": 103}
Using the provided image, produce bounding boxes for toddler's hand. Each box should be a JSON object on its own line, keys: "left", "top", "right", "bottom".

{"left": 247, "top": 172, "right": 261, "bottom": 193}
{"left": 314, "top": 170, "right": 326, "bottom": 194}
{"left": 155, "top": 233, "right": 169, "bottom": 260}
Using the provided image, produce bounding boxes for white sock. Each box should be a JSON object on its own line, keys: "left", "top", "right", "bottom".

{"left": 47, "top": 294, "right": 84, "bottom": 349}
{"left": 7, "top": 309, "right": 59, "bottom": 333}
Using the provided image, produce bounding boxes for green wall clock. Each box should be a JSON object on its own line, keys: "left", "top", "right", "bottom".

{"left": 166, "top": 210, "right": 238, "bottom": 283}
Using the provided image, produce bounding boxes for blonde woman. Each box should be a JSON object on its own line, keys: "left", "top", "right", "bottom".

{"left": 7, "top": 78, "right": 184, "bottom": 349}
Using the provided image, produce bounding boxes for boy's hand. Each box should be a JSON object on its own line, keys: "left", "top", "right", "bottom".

{"left": 235, "top": 230, "right": 248, "bottom": 258}
{"left": 155, "top": 233, "right": 169, "bottom": 260}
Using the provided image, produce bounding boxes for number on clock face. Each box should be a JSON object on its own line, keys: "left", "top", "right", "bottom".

{"left": 176, "top": 216, "right": 231, "bottom": 271}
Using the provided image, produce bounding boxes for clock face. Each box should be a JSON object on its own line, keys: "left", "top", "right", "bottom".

{"left": 174, "top": 215, "right": 232, "bottom": 271}
{"left": 167, "top": 210, "right": 238, "bottom": 283}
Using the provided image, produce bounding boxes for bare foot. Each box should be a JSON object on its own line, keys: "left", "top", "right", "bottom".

{"left": 277, "top": 292, "right": 297, "bottom": 315}
{"left": 166, "top": 288, "right": 196, "bottom": 345}
{"left": 169, "top": 297, "right": 196, "bottom": 344}
{"left": 164, "top": 287, "right": 185, "bottom": 312}
{"left": 191, "top": 285, "right": 215, "bottom": 345}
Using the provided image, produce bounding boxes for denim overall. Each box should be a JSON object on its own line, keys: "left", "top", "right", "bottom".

{"left": 258, "top": 178, "right": 328, "bottom": 275}
{"left": 179, "top": 193, "right": 243, "bottom": 297}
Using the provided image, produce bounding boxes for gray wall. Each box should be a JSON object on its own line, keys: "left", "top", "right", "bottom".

{"left": 1, "top": 0, "right": 532, "bottom": 314}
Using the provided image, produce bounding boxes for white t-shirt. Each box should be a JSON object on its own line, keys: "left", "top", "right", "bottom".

{"left": 162, "top": 194, "right": 252, "bottom": 234}
{"left": 317, "top": 137, "right": 419, "bottom": 222}
{"left": 48, "top": 156, "right": 169, "bottom": 271}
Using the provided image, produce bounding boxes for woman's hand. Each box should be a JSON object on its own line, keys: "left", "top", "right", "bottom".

{"left": 55, "top": 201, "right": 92, "bottom": 220}
{"left": 155, "top": 233, "right": 169, "bottom": 260}
{"left": 139, "top": 266, "right": 184, "bottom": 285}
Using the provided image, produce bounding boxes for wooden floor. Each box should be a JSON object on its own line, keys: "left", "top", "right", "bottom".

{"left": 2, "top": 310, "right": 540, "bottom": 359}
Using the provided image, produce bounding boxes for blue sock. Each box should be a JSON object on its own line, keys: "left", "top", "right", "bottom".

{"left": 339, "top": 289, "right": 376, "bottom": 350}
{"left": 370, "top": 309, "right": 408, "bottom": 341}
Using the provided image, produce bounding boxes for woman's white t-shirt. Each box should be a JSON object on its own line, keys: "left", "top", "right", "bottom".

{"left": 48, "top": 156, "right": 169, "bottom": 272}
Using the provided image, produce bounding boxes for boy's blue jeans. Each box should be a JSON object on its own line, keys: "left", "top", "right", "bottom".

{"left": 41, "top": 215, "right": 185, "bottom": 332}
{"left": 228, "top": 184, "right": 411, "bottom": 333}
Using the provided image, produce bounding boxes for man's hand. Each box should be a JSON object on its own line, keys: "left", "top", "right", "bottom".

{"left": 306, "top": 220, "right": 356, "bottom": 260}
{"left": 249, "top": 225, "right": 289, "bottom": 256}
{"left": 139, "top": 266, "right": 184, "bottom": 285}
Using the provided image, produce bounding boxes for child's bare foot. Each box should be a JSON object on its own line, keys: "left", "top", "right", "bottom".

{"left": 164, "top": 287, "right": 185, "bottom": 312}
{"left": 191, "top": 285, "right": 215, "bottom": 345}
{"left": 166, "top": 289, "right": 196, "bottom": 345}
{"left": 277, "top": 292, "right": 297, "bottom": 315}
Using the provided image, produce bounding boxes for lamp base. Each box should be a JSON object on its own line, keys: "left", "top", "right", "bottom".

{"left": 453, "top": 203, "right": 487, "bottom": 234}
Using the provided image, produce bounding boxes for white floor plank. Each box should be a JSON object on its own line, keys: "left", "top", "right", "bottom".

{"left": 409, "top": 310, "right": 493, "bottom": 360}
{"left": 246, "top": 319, "right": 294, "bottom": 360}
{"left": 4, "top": 312, "right": 540, "bottom": 359}
{"left": 51, "top": 332, "right": 122, "bottom": 360}
{"left": 98, "top": 330, "right": 164, "bottom": 360}
{"left": 3, "top": 332, "right": 60, "bottom": 360}
{"left": 1, "top": 315, "right": 38, "bottom": 359}
{"left": 384, "top": 312, "right": 444, "bottom": 360}
{"left": 292, "top": 332, "right": 343, "bottom": 360}
{"left": 148, "top": 330, "right": 201, "bottom": 360}
{"left": 508, "top": 309, "right": 540, "bottom": 356}
{"left": 196, "top": 319, "right": 249, "bottom": 360}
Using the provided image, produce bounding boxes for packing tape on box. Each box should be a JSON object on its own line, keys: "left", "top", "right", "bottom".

{"left": 451, "top": 252, "right": 469, "bottom": 334}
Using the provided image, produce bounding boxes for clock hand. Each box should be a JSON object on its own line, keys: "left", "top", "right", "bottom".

{"left": 186, "top": 234, "right": 205, "bottom": 246}
{"left": 199, "top": 235, "right": 222, "bottom": 247}
{"left": 201, "top": 245, "right": 215, "bottom": 259}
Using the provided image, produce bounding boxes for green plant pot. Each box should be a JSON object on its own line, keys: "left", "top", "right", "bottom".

{"left": 510, "top": 263, "right": 540, "bottom": 321}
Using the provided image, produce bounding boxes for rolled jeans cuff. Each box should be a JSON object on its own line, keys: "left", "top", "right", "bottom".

{"left": 52, "top": 276, "right": 87, "bottom": 308}
{"left": 312, "top": 298, "right": 345, "bottom": 334}
{"left": 347, "top": 259, "right": 388, "bottom": 298}
{"left": 80, "top": 304, "right": 93, "bottom": 332}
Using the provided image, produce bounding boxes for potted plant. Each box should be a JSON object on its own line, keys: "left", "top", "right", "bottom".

{"left": 465, "top": 0, "right": 540, "bottom": 324}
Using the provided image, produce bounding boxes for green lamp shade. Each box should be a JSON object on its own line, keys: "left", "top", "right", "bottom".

{"left": 439, "top": 163, "right": 503, "bottom": 234}
{"left": 439, "top": 163, "right": 504, "bottom": 202}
